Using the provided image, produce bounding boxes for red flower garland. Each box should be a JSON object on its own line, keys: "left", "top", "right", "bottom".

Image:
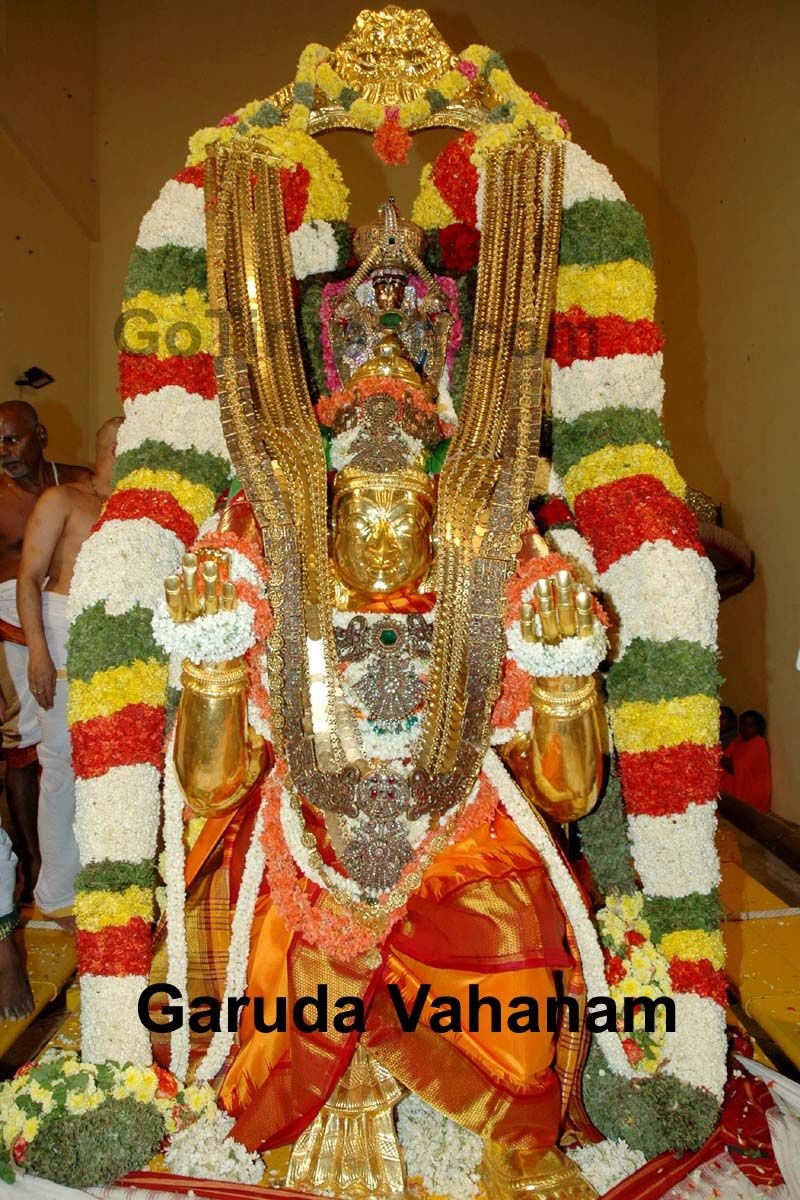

{"left": 72, "top": 704, "right": 166, "bottom": 779}
{"left": 617, "top": 743, "right": 720, "bottom": 817}
{"left": 280, "top": 163, "right": 311, "bottom": 234}
{"left": 431, "top": 133, "right": 479, "bottom": 227}
{"left": 76, "top": 917, "right": 152, "bottom": 976}
{"left": 548, "top": 308, "right": 664, "bottom": 369}
{"left": 100, "top": 489, "right": 198, "bottom": 547}
{"left": 575, "top": 476, "right": 704, "bottom": 574}
{"left": 669, "top": 957, "right": 728, "bottom": 1007}
{"left": 173, "top": 165, "right": 205, "bottom": 188}
{"left": 118, "top": 352, "right": 217, "bottom": 400}
{"left": 438, "top": 223, "right": 481, "bottom": 272}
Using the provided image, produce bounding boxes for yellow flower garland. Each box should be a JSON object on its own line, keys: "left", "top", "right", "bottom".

{"left": 556, "top": 261, "right": 656, "bottom": 322}
{"left": 74, "top": 885, "right": 154, "bottom": 932}
{"left": 563, "top": 444, "right": 687, "bottom": 506}
{"left": 67, "top": 660, "right": 169, "bottom": 725}
{"left": 612, "top": 695, "right": 719, "bottom": 753}
{"left": 115, "top": 468, "right": 216, "bottom": 525}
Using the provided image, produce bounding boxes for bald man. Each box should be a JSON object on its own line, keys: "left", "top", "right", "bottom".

{"left": 0, "top": 400, "right": 89, "bottom": 901}
{"left": 17, "top": 417, "right": 122, "bottom": 923}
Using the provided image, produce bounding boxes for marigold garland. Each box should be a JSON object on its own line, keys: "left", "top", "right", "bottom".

{"left": 76, "top": 918, "right": 153, "bottom": 976}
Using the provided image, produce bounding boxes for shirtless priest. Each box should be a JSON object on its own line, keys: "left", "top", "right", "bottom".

{"left": 17, "top": 417, "right": 122, "bottom": 924}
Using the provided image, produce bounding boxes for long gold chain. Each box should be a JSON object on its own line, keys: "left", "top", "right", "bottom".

{"left": 206, "top": 134, "right": 565, "bottom": 929}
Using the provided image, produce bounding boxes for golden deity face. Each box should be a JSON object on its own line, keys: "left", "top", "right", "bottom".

{"left": 332, "top": 469, "right": 434, "bottom": 598}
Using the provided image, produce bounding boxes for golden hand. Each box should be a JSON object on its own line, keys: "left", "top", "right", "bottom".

{"left": 165, "top": 550, "right": 267, "bottom": 816}
{"left": 520, "top": 570, "right": 594, "bottom": 644}
{"left": 504, "top": 571, "right": 604, "bottom": 823}
{"left": 164, "top": 551, "right": 236, "bottom": 621}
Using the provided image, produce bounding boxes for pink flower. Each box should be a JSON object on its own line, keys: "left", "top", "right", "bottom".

{"left": 456, "top": 60, "right": 478, "bottom": 80}
{"left": 216, "top": 113, "right": 238, "bottom": 127}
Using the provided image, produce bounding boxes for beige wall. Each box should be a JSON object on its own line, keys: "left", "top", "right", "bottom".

{"left": 657, "top": 0, "right": 800, "bottom": 819}
{"left": 0, "top": 0, "right": 96, "bottom": 463}
{"left": 2, "top": 2, "right": 797, "bottom": 815}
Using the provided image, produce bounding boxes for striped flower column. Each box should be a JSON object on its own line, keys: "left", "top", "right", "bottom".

{"left": 67, "top": 161, "right": 234, "bottom": 1062}
{"left": 550, "top": 140, "right": 726, "bottom": 1117}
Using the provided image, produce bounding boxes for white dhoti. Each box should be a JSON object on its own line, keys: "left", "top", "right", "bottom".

{"left": 0, "top": 823, "right": 17, "bottom": 919}
{"left": 0, "top": 579, "right": 39, "bottom": 754}
{"left": 32, "top": 592, "right": 79, "bottom": 916}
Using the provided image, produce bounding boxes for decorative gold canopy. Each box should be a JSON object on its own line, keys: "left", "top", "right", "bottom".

{"left": 331, "top": 5, "right": 455, "bottom": 105}
{"left": 269, "top": 5, "right": 493, "bottom": 133}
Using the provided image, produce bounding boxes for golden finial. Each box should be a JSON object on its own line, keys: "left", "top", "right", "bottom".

{"left": 331, "top": 6, "right": 456, "bottom": 106}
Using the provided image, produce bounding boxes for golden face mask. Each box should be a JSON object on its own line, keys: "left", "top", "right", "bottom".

{"left": 332, "top": 468, "right": 434, "bottom": 598}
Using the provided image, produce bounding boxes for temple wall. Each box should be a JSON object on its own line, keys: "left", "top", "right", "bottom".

{"left": 0, "top": 0, "right": 96, "bottom": 463}
{"left": 657, "top": 0, "right": 800, "bottom": 821}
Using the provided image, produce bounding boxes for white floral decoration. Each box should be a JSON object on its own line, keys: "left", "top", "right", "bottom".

{"left": 551, "top": 353, "right": 665, "bottom": 423}
{"left": 74, "top": 765, "right": 161, "bottom": 865}
{"left": 484, "top": 749, "right": 632, "bottom": 1078}
{"left": 562, "top": 142, "right": 625, "bottom": 208}
{"left": 119, "top": 387, "right": 231, "bottom": 460}
{"left": 600, "top": 543, "right": 718, "bottom": 654}
{"left": 546, "top": 527, "right": 599, "bottom": 587}
{"left": 136, "top": 179, "right": 206, "bottom": 251}
{"left": 152, "top": 600, "right": 257, "bottom": 663}
{"left": 164, "top": 1108, "right": 264, "bottom": 1184}
{"left": 80, "top": 975, "right": 152, "bottom": 1066}
{"left": 67, "top": 519, "right": 183, "bottom": 620}
{"left": 506, "top": 621, "right": 607, "bottom": 678}
{"left": 289, "top": 218, "right": 339, "bottom": 279}
{"left": 397, "top": 1094, "right": 482, "bottom": 1200}
{"left": 195, "top": 791, "right": 267, "bottom": 1081}
{"left": 567, "top": 1138, "right": 646, "bottom": 1195}
{"left": 162, "top": 746, "right": 191, "bottom": 1081}
{"left": 662, "top": 994, "right": 728, "bottom": 1100}
{"left": 628, "top": 803, "right": 721, "bottom": 898}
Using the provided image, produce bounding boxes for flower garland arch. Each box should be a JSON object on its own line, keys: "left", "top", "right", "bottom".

{"left": 66, "top": 29, "right": 725, "bottom": 1159}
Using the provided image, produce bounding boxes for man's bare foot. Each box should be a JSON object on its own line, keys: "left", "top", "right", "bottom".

{"left": 0, "top": 935, "right": 35, "bottom": 1021}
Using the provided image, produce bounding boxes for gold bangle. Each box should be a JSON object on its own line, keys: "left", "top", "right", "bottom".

{"left": 529, "top": 677, "right": 596, "bottom": 718}
{"left": 181, "top": 657, "right": 249, "bottom": 697}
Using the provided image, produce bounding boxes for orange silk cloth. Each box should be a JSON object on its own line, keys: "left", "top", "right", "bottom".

{"left": 722, "top": 735, "right": 772, "bottom": 813}
{"left": 194, "top": 802, "right": 572, "bottom": 1154}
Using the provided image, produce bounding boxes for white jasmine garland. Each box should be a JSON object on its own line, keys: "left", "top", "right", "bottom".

{"left": 162, "top": 745, "right": 190, "bottom": 1081}
{"left": 506, "top": 621, "right": 607, "bottom": 678}
{"left": 490, "top": 706, "right": 533, "bottom": 747}
{"left": 483, "top": 749, "right": 633, "bottom": 1078}
{"left": 136, "top": 179, "right": 206, "bottom": 251}
{"left": 562, "top": 142, "right": 625, "bottom": 208}
{"left": 662, "top": 994, "right": 728, "bottom": 1100}
{"left": 80, "top": 975, "right": 152, "bottom": 1066}
{"left": 67, "top": 519, "right": 184, "bottom": 620}
{"left": 289, "top": 219, "right": 339, "bottom": 279}
{"left": 397, "top": 1094, "right": 482, "bottom": 1200}
{"left": 279, "top": 783, "right": 328, "bottom": 890}
{"left": 550, "top": 354, "right": 664, "bottom": 424}
{"left": 120, "top": 388, "right": 231, "bottom": 460}
{"left": 628, "top": 804, "right": 721, "bottom": 898}
{"left": 195, "top": 792, "right": 267, "bottom": 1081}
{"left": 567, "top": 1139, "right": 646, "bottom": 1195}
{"left": 600, "top": 543, "right": 718, "bottom": 654}
{"left": 74, "top": 765, "right": 161, "bottom": 864}
{"left": 437, "top": 370, "right": 459, "bottom": 429}
{"left": 546, "top": 526, "right": 599, "bottom": 587}
{"left": 152, "top": 600, "right": 257, "bottom": 663}
{"left": 164, "top": 1108, "right": 264, "bottom": 1184}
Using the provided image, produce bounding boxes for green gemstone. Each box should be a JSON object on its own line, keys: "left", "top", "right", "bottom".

{"left": 379, "top": 311, "right": 402, "bottom": 329}
{"left": 379, "top": 627, "right": 398, "bottom": 646}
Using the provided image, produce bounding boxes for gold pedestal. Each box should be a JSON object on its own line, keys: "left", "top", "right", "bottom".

{"left": 481, "top": 1142, "right": 598, "bottom": 1200}
{"left": 286, "top": 1045, "right": 408, "bottom": 1197}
